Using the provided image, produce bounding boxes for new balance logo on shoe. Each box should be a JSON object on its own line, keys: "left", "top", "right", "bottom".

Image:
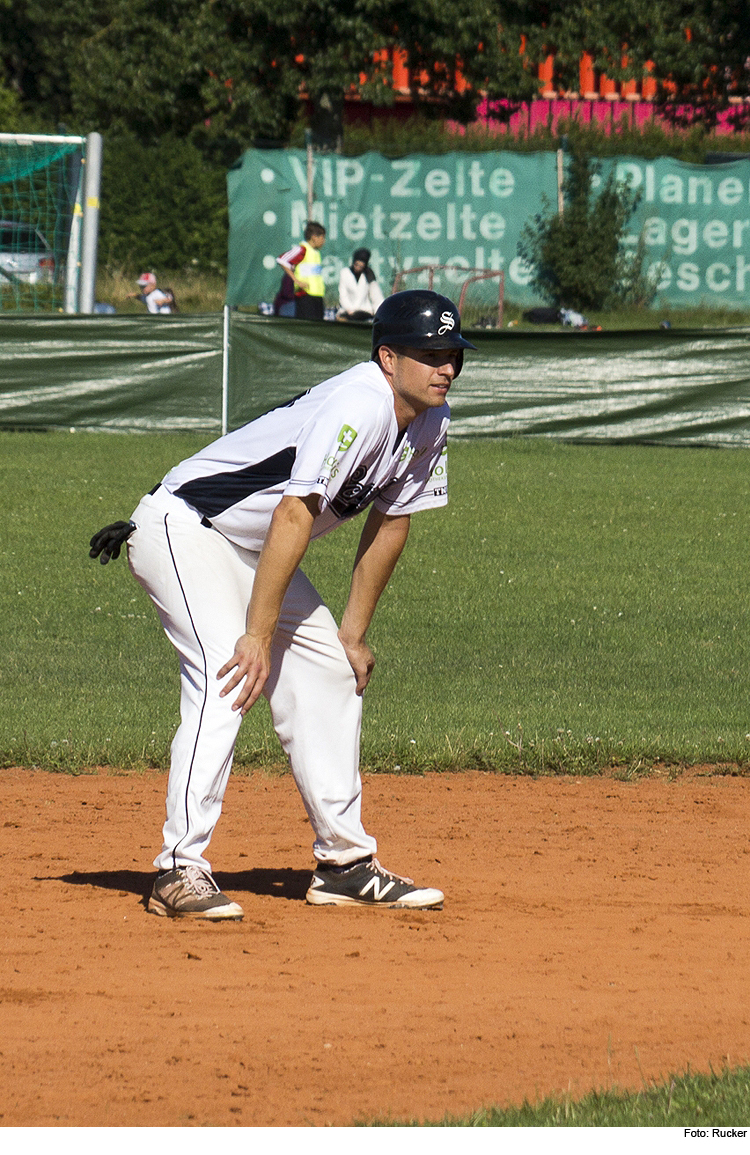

{"left": 305, "top": 857, "right": 443, "bottom": 909}
{"left": 358, "top": 875, "right": 396, "bottom": 901}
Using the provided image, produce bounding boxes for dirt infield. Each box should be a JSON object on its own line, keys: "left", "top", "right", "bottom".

{"left": 1, "top": 764, "right": 749, "bottom": 1127}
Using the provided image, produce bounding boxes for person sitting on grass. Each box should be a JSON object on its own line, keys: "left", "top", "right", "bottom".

{"left": 128, "top": 272, "right": 175, "bottom": 314}
{"left": 337, "top": 248, "right": 385, "bottom": 322}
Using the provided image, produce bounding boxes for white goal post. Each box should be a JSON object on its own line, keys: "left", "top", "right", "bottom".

{"left": 0, "top": 131, "right": 101, "bottom": 314}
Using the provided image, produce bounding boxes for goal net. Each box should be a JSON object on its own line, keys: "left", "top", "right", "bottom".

{"left": 0, "top": 133, "right": 85, "bottom": 313}
{"left": 391, "top": 265, "right": 504, "bottom": 329}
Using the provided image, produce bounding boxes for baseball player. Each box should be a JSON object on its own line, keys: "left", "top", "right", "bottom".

{"left": 89, "top": 289, "right": 475, "bottom": 920}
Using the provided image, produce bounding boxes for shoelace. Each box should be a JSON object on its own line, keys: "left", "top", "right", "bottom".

{"left": 183, "top": 866, "right": 219, "bottom": 897}
{"left": 370, "top": 858, "right": 413, "bottom": 886}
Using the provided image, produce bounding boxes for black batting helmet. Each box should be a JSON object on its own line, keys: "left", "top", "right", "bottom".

{"left": 371, "top": 289, "right": 476, "bottom": 378}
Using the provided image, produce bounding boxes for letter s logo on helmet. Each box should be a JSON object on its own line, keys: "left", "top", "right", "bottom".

{"left": 370, "top": 290, "right": 477, "bottom": 380}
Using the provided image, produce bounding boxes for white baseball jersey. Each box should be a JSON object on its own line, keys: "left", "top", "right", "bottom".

{"left": 161, "top": 360, "right": 449, "bottom": 551}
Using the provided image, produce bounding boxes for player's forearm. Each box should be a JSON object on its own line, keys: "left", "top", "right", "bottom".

{"left": 245, "top": 495, "right": 317, "bottom": 639}
{"left": 339, "top": 510, "right": 410, "bottom": 644}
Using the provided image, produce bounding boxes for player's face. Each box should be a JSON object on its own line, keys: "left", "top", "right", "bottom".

{"left": 390, "top": 346, "right": 460, "bottom": 415}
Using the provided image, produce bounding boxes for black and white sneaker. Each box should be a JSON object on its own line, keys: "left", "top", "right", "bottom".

{"left": 306, "top": 857, "right": 444, "bottom": 909}
{"left": 148, "top": 866, "right": 244, "bottom": 920}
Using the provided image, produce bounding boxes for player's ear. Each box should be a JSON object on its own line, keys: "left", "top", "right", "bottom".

{"left": 376, "top": 345, "right": 397, "bottom": 375}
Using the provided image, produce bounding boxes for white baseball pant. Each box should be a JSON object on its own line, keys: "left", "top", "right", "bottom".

{"left": 126, "top": 486, "right": 378, "bottom": 873}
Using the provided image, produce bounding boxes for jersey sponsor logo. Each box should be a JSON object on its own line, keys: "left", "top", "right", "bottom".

{"left": 337, "top": 424, "right": 358, "bottom": 452}
{"left": 437, "top": 311, "right": 455, "bottom": 335}
{"left": 320, "top": 426, "right": 360, "bottom": 487}
{"left": 330, "top": 465, "right": 380, "bottom": 519}
{"left": 399, "top": 442, "right": 430, "bottom": 465}
{"left": 320, "top": 453, "right": 340, "bottom": 479}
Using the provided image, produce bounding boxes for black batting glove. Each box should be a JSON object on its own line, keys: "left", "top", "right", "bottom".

{"left": 89, "top": 520, "right": 136, "bottom": 564}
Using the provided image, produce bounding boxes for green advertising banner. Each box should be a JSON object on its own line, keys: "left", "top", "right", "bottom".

{"left": 227, "top": 148, "right": 750, "bottom": 312}
{"left": 226, "top": 148, "right": 558, "bottom": 310}
{"left": 609, "top": 155, "right": 750, "bottom": 308}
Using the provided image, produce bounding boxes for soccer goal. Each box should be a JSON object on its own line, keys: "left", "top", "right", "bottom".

{"left": 0, "top": 132, "right": 101, "bottom": 314}
{"left": 391, "top": 265, "right": 504, "bottom": 329}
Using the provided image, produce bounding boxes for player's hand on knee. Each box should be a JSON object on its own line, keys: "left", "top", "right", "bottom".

{"left": 217, "top": 633, "right": 270, "bottom": 715}
{"left": 339, "top": 636, "right": 375, "bottom": 696}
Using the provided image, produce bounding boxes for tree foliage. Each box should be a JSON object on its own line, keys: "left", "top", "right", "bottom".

{"left": 0, "top": 0, "right": 537, "bottom": 154}
{"left": 4, "top": 1, "right": 750, "bottom": 146}
{"left": 517, "top": 148, "right": 646, "bottom": 312}
{"left": 98, "top": 132, "right": 228, "bottom": 270}
{"left": 639, "top": 0, "right": 750, "bottom": 130}
{"left": 4, "top": 2, "right": 750, "bottom": 147}
{"left": 499, "top": 1, "right": 750, "bottom": 132}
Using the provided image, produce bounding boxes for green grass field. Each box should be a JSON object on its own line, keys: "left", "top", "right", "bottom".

{"left": 368, "top": 1065, "right": 750, "bottom": 1127}
{"left": 2, "top": 429, "right": 750, "bottom": 775}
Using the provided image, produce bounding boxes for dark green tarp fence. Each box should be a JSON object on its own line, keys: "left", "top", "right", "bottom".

{"left": 2, "top": 313, "right": 750, "bottom": 447}
{"left": 0, "top": 315, "right": 223, "bottom": 432}
{"left": 450, "top": 325, "right": 750, "bottom": 446}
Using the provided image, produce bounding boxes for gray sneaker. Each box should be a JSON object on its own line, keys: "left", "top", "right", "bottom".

{"left": 148, "top": 866, "right": 244, "bottom": 920}
{"left": 306, "top": 857, "right": 444, "bottom": 909}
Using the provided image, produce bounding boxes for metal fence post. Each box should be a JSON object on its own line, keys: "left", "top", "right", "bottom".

{"left": 64, "top": 171, "right": 83, "bottom": 314}
{"left": 79, "top": 132, "right": 102, "bottom": 313}
{"left": 222, "top": 305, "right": 230, "bottom": 435}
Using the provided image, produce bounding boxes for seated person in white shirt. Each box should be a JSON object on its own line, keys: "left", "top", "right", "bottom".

{"left": 129, "top": 272, "right": 175, "bottom": 314}
{"left": 337, "top": 248, "right": 385, "bottom": 321}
